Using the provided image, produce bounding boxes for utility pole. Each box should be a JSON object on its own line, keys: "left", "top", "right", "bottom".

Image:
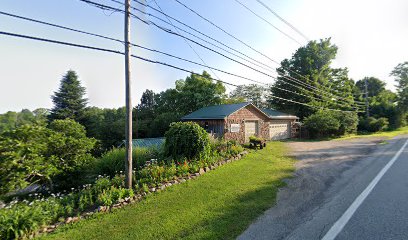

{"left": 364, "top": 78, "right": 369, "bottom": 118}
{"left": 124, "top": 0, "right": 132, "bottom": 189}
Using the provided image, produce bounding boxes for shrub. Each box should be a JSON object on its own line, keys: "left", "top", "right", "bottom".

{"left": 336, "top": 112, "right": 358, "bottom": 135}
{"left": 164, "top": 122, "right": 211, "bottom": 161}
{"left": 304, "top": 111, "right": 341, "bottom": 138}
{"left": 358, "top": 117, "right": 389, "bottom": 132}
{"left": 249, "top": 136, "right": 264, "bottom": 143}
{"left": 0, "top": 119, "right": 96, "bottom": 195}
{"left": 47, "top": 119, "right": 96, "bottom": 173}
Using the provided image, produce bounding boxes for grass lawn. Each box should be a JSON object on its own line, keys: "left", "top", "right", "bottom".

{"left": 285, "top": 127, "right": 408, "bottom": 142}
{"left": 40, "top": 142, "right": 295, "bottom": 240}
{"left": 335, "top": 126, "right": 408, "bottom": 141}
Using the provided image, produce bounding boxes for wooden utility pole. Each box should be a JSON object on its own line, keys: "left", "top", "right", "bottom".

{"left": 364, "top": 78, "right": 370, "bottom": 118}
{"left": 124, "top": 0, "right": 132, "bottom": 189}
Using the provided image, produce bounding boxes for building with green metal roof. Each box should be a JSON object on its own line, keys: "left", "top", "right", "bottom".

{"left": 181, "top": 103, "right": 298, "bottom": 143}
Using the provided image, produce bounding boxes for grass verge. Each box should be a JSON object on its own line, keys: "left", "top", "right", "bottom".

{"left": 40, "top": 142, "right": 295, "bottom": 240}
{"left": 284, "top": 127, "right": 408, "bottom": 142}
{"left": 335, "top": 127, "right": 408, "bottom": 141}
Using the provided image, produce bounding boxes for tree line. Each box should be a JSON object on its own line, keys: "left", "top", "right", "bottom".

{"left": 1, "top": 38, "right": 407, "bottom": 149}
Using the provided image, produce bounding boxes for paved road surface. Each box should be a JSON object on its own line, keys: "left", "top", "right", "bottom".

{"left": 239, "top": 135, "right": 408, "bottom": 240}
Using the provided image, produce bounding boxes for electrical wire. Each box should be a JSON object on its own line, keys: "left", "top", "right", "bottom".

{"left": 254, "top": 0, "right": 309, "bottom": 41}
{"left": 0, "top": 29, "right": 362, "bottom": 112}
{"left": 170, "top": 0, "right": 366, "bottom": 105}
{"left": 150, "top": 0, "right": 233, "bottom": 91}
{"left": 77, "top": 0, "right": 365, "bottom": 108}
{"left": 233, "top": 0, "right": 303, "bottom": 45}
{"left": 78, "top": 0, "right": 361, "bottom": 107}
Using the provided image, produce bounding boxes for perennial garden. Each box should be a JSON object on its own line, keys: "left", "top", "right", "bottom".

{"left": 0, "top": 122, "right": 246, "bottom": 239}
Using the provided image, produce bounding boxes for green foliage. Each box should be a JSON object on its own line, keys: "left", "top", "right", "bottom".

{"left": 304, "top": 111, "right": 341, "bottom": 138}
{"left": 336, "top": 111, "right": 359, "bottom": 135}
{"left": 0, "top": 175, "right": 133, "bottom": 240}
{"left": 92, "top": 146, "right": 161, "bottom": 177}
{"left": 358, "top": 117, "right": 389, "bottom": 132}
{"left": 390, "top": 61, "right": 408, "bottom": 112}
{"left": 48, "top": 119, "right": 96, "bottom": 172}
{"left": 164, "top": 122, "right": 211, "bottom": 161}
{"left": 135, "top": 72, "right": 227, "bottom": 139}
{"left": 0, "top": 128, "right": 247, "bottom": 240}
{"left": 0, "top": 109, "right": 48, "bottom": 133}
{"left": 304, "top": 110, "right": 358, "bottom": 138}
{"left": 270, "top": 38, "right": 356, "bottom": 119}
{"left": 356, "top": 77, "right": 386, "bottom": 98}
{"left": 97, "top": 186, "right": 134, "bottom": 207}
{"left": 249, "top": 135, "right": 264, "bottom": 143}
{"left": 229, "top": 84, "right": 268, "bottom": 108}
{"left": 39, "top": 142, "right": 294, "bottom": 240}
{"left": 49, "top": 70, "right": 88, "bottom": 122}
{"left": 0, "top": 120, "right": 96, "bottom": 195}
{"left": 175, "top": 71, "right": 227, "bottom": 114}
{"left": 355, "top": 76, "right": 402, "bottom": 129}
{"left": 0, "top": 198, "right": 65, "bottom": 240}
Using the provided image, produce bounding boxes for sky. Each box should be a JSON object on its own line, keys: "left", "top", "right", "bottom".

{"left": 0, "top": 0, "right": 407, "bottom": 113}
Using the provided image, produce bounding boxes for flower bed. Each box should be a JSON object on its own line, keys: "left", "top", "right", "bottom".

{"left": 0, "top": 146, "right": 248, "bottom": 240}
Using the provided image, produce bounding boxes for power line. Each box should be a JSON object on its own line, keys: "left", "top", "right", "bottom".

{"left": 85, "top": 0, "right": 362, "bottom": 107}
{"left": 0, "top": 30, "right": 238, "bottom": 88}
{"left": 77, "top": 0, "right": 364, "bottom": 108}
{"left": 149, "top": 0, "right": 233, "bottom": 91}
{"left": 132, "top": 0, "right": 277, "bottom": 73}
{"left": 0, "top": 11, "right": 267, "bottom": 86}
{"left": 0, "top": 30, "right": 361, "bottom": 113}
{"left": 233, "top": 0, "right": 303, "bottom": 45}
{"left": 254, "top": 0, "right": 310, "bottom": 41}
{"left": 168, "top": 0, "right": 366, "bottom": 105}
{"left": 268, "top": 95, "right": 358, "bottom": 113}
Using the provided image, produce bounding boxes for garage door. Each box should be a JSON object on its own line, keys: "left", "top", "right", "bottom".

{"left": 245, "top": 121, "right": 258, "bottom": 142}
{"left": 269, "top": 123, "right": 290, "bottom": 140}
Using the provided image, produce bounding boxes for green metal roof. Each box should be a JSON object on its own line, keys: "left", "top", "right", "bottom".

{"left": 181, "top": 102, "right": 250, "bottom": 120}
{"left": 119, "top": 138, "right": 165, "bottom": 148}
{"left": 261, "top": 108, "right": 298, "bottom": 119}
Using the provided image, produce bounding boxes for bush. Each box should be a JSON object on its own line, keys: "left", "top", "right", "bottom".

{"left": 304, "top": 111, "right": 341, "bottom": 138}
{"left": 358, "top": 117, "right": 389, "bottom": 132}
{"left": 164, "top": 122, "right": 211, "bottom": 161}
{"left": 336, "top": 112, "right": 358, "bottom": 135}
{"left": 92, "top": 146, "right": 161, "bottom": 177}
{"left": 0, "top": 120, "right": 96, "bottom": 195}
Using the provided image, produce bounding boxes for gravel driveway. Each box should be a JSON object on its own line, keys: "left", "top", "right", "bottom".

{"left": 238, "top": 136, "right": 388, "bottom": 240}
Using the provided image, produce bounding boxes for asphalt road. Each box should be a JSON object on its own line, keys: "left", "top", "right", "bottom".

{"left": 238, "top": 135, "right": 408, "bottom": 240}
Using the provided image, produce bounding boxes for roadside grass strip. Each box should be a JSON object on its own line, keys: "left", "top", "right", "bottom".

{"left": 40, "top": 142, "right": 295, "bottom": 240}
{"left": 335, "top": 127, "right": 408, "bottom": 141}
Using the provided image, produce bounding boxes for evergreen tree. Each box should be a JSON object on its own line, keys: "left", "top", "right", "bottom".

{"left": 49, "top": 70, "right": 88, "bottom": 122}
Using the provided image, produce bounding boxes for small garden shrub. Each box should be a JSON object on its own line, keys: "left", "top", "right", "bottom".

{"left": 164, "top": 122, "right": 211, "bottom": 162}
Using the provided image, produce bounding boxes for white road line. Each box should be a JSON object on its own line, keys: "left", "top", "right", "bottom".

{"left": 322, "top": 138, "right": 408, "bottom": 240}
